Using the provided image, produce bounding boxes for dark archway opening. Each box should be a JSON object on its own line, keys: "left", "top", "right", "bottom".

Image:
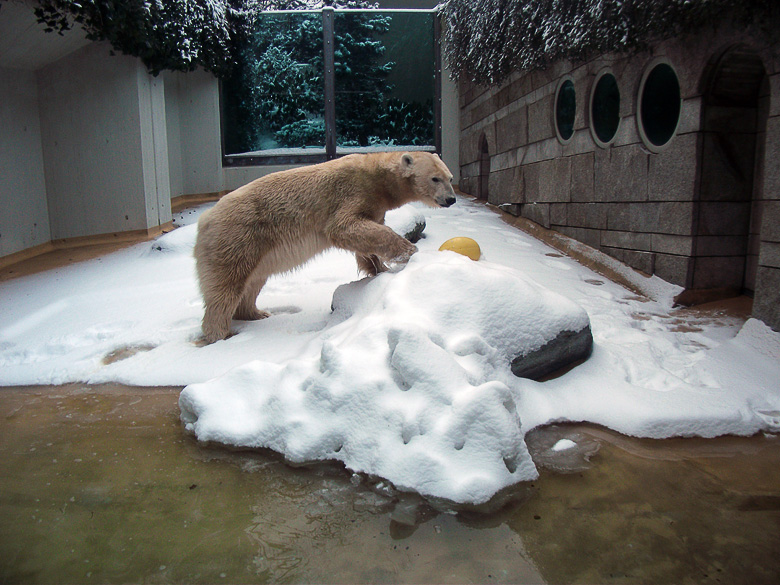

{"left": 695, "top": 45, "right": 767, "bottom": 298}
{"left": 478, "top": 134, "right": 490, "bottom": 201}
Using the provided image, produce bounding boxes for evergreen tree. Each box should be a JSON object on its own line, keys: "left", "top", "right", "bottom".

{"left": 224, "top": 9, "right": 434, "bottom": 153}
{"left": 224, "top": 12, "right": 326, "bottom": 152}
{"left": 332, "top": 12, "right": 394, "bottom": 146}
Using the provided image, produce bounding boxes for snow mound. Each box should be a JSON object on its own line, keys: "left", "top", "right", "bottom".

{"left": 149, "top": 223, "right": 198, "bottom": 254}
{"left": 179, "top": 251, "right": 591, "bottom": 504}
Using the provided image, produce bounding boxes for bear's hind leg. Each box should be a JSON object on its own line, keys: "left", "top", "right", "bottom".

{"left": 199, "top": 264, "right": 252, "bottom": 343}
{"left": 201, "top": 291, "right": 241, "bottom": 343}
{"left": 234, "top": 272, "right": 271, "bottom": 321}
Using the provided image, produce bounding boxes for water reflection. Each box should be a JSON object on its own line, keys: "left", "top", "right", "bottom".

{"left": 1, "top": 385, "right": 778, "bottom": 584}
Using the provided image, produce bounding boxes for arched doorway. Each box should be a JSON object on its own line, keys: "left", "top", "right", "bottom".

{"left": 695, "top": 45, "right": 767, "bottom": 296}
{"left": 477, "top": 134, "right": 490, "bottom": 201}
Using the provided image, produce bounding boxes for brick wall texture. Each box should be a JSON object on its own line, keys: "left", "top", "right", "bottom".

{"left": 457, "top": 26, "right": 780, "bottom": 331}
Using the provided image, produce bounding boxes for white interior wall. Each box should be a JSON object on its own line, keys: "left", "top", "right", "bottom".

{"left": 0, "top": 67, "right": 51, "bottom": 257}
{"left": 440, "top": 61, "right": 461, "bottom": 185}
{"left": 177, "top": 70, "right": 223, "bottom": 196}
{"left": 138, "top": 71, "right": 172, "bottom": 229}
{"left": 164, "top": 71, "right": 185, "bottom": 200}
{"left": 37, "top": 43, "right": 150, "bottom": 240}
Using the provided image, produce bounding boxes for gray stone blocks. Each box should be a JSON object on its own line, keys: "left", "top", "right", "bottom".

{"left": 594, "top": 146, "right": 649, "bottom": 202}
{"left": 654, "top": 254, "right": 691, "bottom": 287}
{"left": 648, "top": 133, "right": 698, "bottom": 202}
{"left": 495, "top": 107, "right": 528, "bottom": 153}
{"left": 457, "top": 33, "right": 780, "bottom": 330}
{"left": 753, "top": 267, "right": 780, "bottom": 331}
{"left": 522, "top": 202, "right": 550, "bottom": 229}
{"left": 759, "top": 241, "right": 780, "bottom": 269}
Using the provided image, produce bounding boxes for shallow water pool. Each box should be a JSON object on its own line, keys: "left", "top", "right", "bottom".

{"left": 1, "top": 384, "right": 779, "bottom": 584}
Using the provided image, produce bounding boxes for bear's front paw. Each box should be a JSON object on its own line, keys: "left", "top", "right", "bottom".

{"left": 391, "top": 243, "right": 418, "bottom": 264}
{"left": 200, "top": 326, "right": 231, "bottom": 345}
{"left": 384, "top": 243, "right": 417, "bottom": 272}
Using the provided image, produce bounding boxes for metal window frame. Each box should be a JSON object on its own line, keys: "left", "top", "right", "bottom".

{"left": 220, "top": 8, "right": 442, "bottom": 167}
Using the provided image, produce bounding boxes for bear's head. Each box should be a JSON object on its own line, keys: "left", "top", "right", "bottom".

{"left": 400, "top": 152, "right": 456, "bottom": 208}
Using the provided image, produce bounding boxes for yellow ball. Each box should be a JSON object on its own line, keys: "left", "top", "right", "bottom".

{"left": 438, "top": 237, "right": 481, "bottom": 261}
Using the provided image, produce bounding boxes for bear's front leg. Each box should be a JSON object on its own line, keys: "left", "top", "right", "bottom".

{"left": 356, "top": 254, "right": 387, "bottom": 276}
{"left": 328, "top": 218, "right": 417, "bottom": 267}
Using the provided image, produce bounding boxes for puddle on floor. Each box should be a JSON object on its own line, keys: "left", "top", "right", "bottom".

{"left": 1, "top": 385, "right": 779, "bottom": 584}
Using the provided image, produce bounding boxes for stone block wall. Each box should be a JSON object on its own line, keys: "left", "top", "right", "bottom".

{"left": 457, "top": 26, "right": 780, "bottom": 331}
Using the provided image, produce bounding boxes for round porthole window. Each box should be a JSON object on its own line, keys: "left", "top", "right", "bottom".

{"left": 555, "top": 77, "right": 576, "bottom": 143}
{"left": 590, "top": 69, "right": 620, "bottom": 147}
{"left": 638, "top": 60, "right": 681, "bottom": 152}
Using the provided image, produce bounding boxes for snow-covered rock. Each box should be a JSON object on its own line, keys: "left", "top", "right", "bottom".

{"left": 386, "top": 204, "right": 427, "bottom": 243}
{"left": 179, "top": 251, "right": 591, "bottom": 504}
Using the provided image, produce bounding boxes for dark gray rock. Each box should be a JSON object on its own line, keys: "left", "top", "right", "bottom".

{"left": 510, "top": 325, "right": 593, "bottom": 381}
{"left": 403, "top": 218, "right": 426, "bottom": 243}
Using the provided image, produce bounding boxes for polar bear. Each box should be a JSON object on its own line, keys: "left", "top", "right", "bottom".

{"left": 194, "top": 151, "right": 456, "bottom": 343}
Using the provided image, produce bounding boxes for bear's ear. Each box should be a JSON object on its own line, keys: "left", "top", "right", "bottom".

{"left": 401, "top": 153, "right": 414, "bottom": 177}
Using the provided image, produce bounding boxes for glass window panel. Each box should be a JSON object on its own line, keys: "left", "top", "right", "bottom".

{"left": 640, "top": 63, "right": 681, "bottom": 148}
{"left": 556, "top": 78, "right": 576, "bottom": 142}
{"left": 591, "top": 72, "right": 620, "bottom": 145}
{"left": 334, "top": 11, "right": 435, "bottom": 151}
{"left": 222, "top": 12, "right": 325, "bottom": 156}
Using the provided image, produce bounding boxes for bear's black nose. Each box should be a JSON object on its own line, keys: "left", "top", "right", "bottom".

{"left": 443, "top": 196, "right": 456, "bottom": 207}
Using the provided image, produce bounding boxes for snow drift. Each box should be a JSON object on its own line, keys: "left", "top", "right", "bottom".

{"left": 2, "top": 197, "right": 779, "bottom": 506}
{"left": 179, "top": 252, "right": 591, "bottom": 504}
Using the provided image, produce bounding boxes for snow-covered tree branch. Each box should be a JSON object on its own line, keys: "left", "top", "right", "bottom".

{"left": 439, "top": 0, "right": 780, "bottom": 86}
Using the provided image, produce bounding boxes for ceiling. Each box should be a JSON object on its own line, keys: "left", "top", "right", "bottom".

{"left": 0, "top": 0, "right": 91, "bottom": 71}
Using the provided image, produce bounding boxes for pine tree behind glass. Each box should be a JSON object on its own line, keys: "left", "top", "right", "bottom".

{"left": 224, "top": 12, "right": 325, "bottom": 154}
{"left": 222, "top": 10, "right": 435, "bottom": 155}
{"left": 335, "top": 11, "right": 434, "bottom": 149}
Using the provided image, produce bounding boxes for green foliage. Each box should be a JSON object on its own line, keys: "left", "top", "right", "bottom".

{"left": 333, "top": 12, "right": 394, "bottom": 146}
{"left": 375, "top": 99, "right": 434, "bottom": 147}
{"left": 275, "top": 119, "right": 326, "bottom": 147}
{"left": 33, "top": 0, "right": 241, "bottom": 76}
{"left": 30, "top": 0, "right": 370, "bottom": 76}
{"left": 440, "top": 0, "right": 780, "bottom": 86}
{"left": 223, "top": 11, "right": 326, "bottom": 152}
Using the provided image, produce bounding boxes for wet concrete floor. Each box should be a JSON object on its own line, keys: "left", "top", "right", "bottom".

{"left": 1, "top": 384, "right": 779, "bottom": 584}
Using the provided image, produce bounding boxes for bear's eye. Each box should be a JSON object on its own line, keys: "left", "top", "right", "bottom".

{"left": 432, "top": 177, "right": 440, "bottom": 183}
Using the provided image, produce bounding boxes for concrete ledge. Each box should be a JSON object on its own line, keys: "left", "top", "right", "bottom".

{"left": 476, "top": 195, "right": 753, "bottom": 311}
{"left": 452, "top": 194, "right": 705, "bottom": 308}
{"left": 171, "top": 192, "right": 225, "bottom": 213}
{"left": 0, "top": 242, "right": 57, "bottom": 271}
{"left": 2, "top": 189, "right": 228, "bottom": 271}
{"left": 0, "top": 222, "right": 173, "bottom": 271}
{"left": 674, "top": 287, "right": 743, "bottom": 307}
{"left": 478, "top": 196, "right": 655, "bottom": 299}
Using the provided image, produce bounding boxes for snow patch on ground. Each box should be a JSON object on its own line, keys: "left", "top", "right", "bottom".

{"left": 1, "top": 196, "right": 779, "bottom": 504}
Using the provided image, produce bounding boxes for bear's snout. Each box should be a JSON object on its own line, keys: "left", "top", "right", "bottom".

{"left": 439, "top": 195, "right": 456, "bottom": 208}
